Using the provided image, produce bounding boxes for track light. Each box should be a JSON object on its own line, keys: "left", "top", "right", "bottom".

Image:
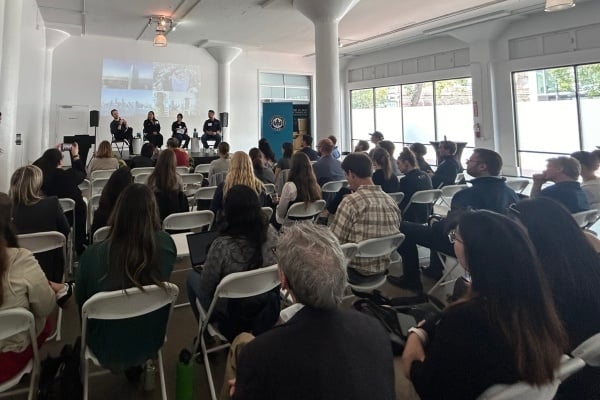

{"left": 545, "top": 0, "right": 575, "bottom": 12}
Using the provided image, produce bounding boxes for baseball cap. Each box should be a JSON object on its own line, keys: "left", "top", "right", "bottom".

{"left": 369, "top": 131, "right": 384, "bottom": 140}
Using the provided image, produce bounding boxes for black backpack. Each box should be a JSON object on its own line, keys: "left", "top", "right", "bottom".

{"left": 38, "top": 338, "right": 82, "bottom": 400}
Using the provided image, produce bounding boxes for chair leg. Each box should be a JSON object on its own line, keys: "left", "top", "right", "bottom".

{"left": 56, "top": 308, "right": 63, "bottom": 341}
{"left": 27, "top": 363, "right": 37, "bottom": 400}
{"left": 158, "top": 350, "right": 167, "bottom": 400}
{"left": 202, "top": 337, "right": 218, "bottom": 400}
{"left": 82, "top": 358, "right": 89, "bottom": 400}
{"left": 427, "top": 253, "right": 460, "bottom": 296}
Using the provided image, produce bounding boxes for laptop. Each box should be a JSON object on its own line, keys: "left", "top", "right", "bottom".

{"left": 186, "top": 230, "right": 220, "bottom": 269}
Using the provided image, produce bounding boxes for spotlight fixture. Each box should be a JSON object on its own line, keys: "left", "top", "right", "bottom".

{"left": 148, "top": 16, "right": 173, "bottom": 47}
{"left": 545, "top": 0, "right": 575, "bottom": 12}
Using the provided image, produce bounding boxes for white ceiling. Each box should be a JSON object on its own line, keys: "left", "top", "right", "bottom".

{"left": 36, "top": 0, "right": 557, "bottom": 56}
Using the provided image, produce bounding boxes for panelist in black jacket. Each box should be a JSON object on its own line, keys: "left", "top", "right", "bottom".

{"left": 143, "top": 110, "right": 163, "bottom": 148}
{"left": 171, "top": 113, "right": 190, "bottom": 149}
{"left": 109, "top": 109, "right": 134, "bottom": 154}
{"left": 431, "top": 140, "right": 460, "bottom": 188}
{"left": 232, "top": 224, "right": 395, "bottom": 400}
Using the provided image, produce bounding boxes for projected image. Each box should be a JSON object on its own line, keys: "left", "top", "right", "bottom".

{"left": 101, "top": 59, "right": 201, "bottom": 122}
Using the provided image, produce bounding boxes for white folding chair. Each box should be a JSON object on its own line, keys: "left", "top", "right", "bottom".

{"left": 340, "top": 242, "right": 359, "bottom": 267}
{"left": 387, "top": 192, "right": 405, "bottom": 206}
{"left": 572, "top": 209, "right": 600, "bottom": 229}
{"left": 0, "top": 308, "right": 40, "bottom": 400}
{"left": 80, "top": 283, "right": 179, "bottom": 400}
{"left": 194, "top": 186, "right": 218, "bottom": 211}
{"left": 134, "top": 173, "right": 151, "bottom": 184}
{"left": 17, "top": 231, "right": 66, "bottom": 342}
{"left": 275, "top": 169, "right": 290, "bottom": 196}
{"left": 438, "top": 184, "right": 468, "bottom": 207}
{"left": 261, "top": 207, "right": 273, "bottom": 221}
{"left": 347, "top": 233, "right": 405, "bottom": 293}
{"left": 321, "top": 180, "right": 348, "bottom": 194}
{"left": 572, "top": 331, "right": 600, "bottom": 367}
{"left": 403, "top": 189, "right": 443, "bottom": 215}
{"left": 58, "top": 198, "right": 76, "bottom": 276}
{"left": 90, "top": 177, "right": 109, "bottom": 196}
{"left": 454, "top": 172, "right": 465, "bottom": 184}
{"left": 131, "top": 167, "right": 155, "bottom": 176}
{"left": 193, "top": 265, "right": 280, "bottom": 400}
{"left": 194, "top": 164, "right": 211, "bottom": 174}
{"left": 209, "top": 171, "right": 227, "bottom": 187}
{"left": 505, "top": 178, "right": 530, "bottom": 194}
{"left": 176, "top": 166, "right": 189, "bottom": 175}
{"left": 163, "top": 210, "right": 214, "bottom": 232}
{"left": 477, "top": 381, "right": 560, "bottom": 400}
{"left": 264, "top": 183, "right": 276, "bottom": 195}
{"left": 283, "top": 199, "right": 326, "bottom": 225}
{"left": 90, "top": 169, "right": 115, "bottom": 180}
{"left": 179, "top": 173, "right": 204, "bottom": 186}
{"left": 78, "top": 179, "right": 91, "bottom": 199}
{"left": 93, "top": 226, "right": 111, "bottom": 243}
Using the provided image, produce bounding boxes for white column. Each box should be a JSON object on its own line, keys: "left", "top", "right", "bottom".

{"left": 0, "top": 1, "right": 23, "bottom": 191}
{"left": 42, "top": 29, "right": 70, "bottom": 153}
{"left": 205, "top": 46, "right": 242, "bottom": 143}
{"left": 293, "top": 0, "right": 360, "bottom": 142}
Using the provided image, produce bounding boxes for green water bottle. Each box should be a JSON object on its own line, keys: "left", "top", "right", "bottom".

{"left": 176, "top": 349, "right": 194, "bottom": 400}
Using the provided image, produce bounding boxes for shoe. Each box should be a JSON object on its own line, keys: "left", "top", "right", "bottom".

{"left": 56, "top": 281, "right": 75, "bottom": 308}
{"left": 421, "top": 267, "right": 443, "bottom": 281}
{"left": 386, "top": 275, "right": 423, "bottom": 292}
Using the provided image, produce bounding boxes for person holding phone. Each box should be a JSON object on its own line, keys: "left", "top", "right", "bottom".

{"left": 171, "top": 113, "right": 190, "bottom": 149}
{"left": 143, "top": 111, "right": 163, "bottom": 149}
{"left": 109, "top": 109, "right": 134, "bottom": 155}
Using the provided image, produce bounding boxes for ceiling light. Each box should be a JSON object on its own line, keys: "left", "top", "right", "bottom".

{"left": 148, "top": 16, "right": 173, "bottom": 47}
{"left": 545, "top": 0, "right": 575, "bottom": 12}
{"left": 154, "top": 33, "right": 167, "bottom": 47}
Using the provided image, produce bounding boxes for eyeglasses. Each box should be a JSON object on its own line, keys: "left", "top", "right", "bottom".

{"left": 447, "top": 230, "right": 463, "bottom": 244}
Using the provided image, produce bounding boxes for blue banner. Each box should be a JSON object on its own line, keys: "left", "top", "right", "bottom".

{"left": 262, "top": 102, "right": 293, "bottom": 159}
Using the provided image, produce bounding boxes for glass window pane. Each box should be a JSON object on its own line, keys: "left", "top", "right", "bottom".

{"left": 402, "top": 82, "right": 435, "bottom": 144}
{"left": 259, "top": 73, "right": 284, "bottom": 85}
{"left": 435, "top": 78, "right": 474, "bottom": 146}
{"left": 259, "top": 86, "right": 271, "bottom": 99}
{"left": 375, "top": 86, "right": 402, "bottom": 143}
{"left": 518, "top": 151, "right": 567, "bottom": 178}
{"left": 285, "top": 87, "right": 310, "bottom": 101}
{"left": 351, "top": 89, "right": 375, "bottom": 140}
{"left": 577, "top": 63, "right": 600, "bottom": 149}
{"left": 284, "top": 74, "right": 310, "bottom": 86}
{"left": 513, "top": 67, "right": 579, "bottom": 154}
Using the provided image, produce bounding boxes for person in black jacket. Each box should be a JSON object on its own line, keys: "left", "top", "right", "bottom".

{"left": 397, "top": 148, "right": 433, "bottom": 223}
{"left": 143, "top": 110, "right": 163, "bottom": 149}
{"left": 147, "top": 149, "right": 188, "bottom": 221}
{"left": 33, "top": 145, "right": 87, "bottom": 255}
{"left": 431, "top": 140, "right": 460, "bottom": 188}
{"left": 171, "top": 113, "right": 190, "bottom": 149}
{"left": 409, "top": 142, "right": 433, "bottom": 174}
{"left": 110, "top": 109, "right": 134, "bottom": 154}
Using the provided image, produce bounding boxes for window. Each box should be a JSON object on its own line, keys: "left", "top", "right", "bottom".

{"left": 513, "top": 63, "right": 600, "bottom": 176}
{"left": 259, "top": 73, "right": 311, "bottom": 103}
{"left": 351, "top": 88, "right": 375, "bottom": 140}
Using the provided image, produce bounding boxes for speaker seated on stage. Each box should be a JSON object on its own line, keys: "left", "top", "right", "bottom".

{"left": 171, "top": 113, "right": 190, "bottom": 149}
{"left": 201, "top": 109, "right": 222, "bottom": 149}
{"left": 143, "top": 111, "right": 164, "bottom": 149}
{"left": 110, "top": 109, "right": 133, "bottom": 154}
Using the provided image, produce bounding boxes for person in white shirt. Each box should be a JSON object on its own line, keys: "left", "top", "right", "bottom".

{"left": 571, "top": 151, "right": 600, "bottom": 210}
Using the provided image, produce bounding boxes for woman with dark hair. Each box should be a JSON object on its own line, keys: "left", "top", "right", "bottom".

{"left": 143, "top": 110, "right": 163, "bottom": 148}
{"left": 129, "top": 142, "right": 156, "bottom": 169}
{"left": 75, "top": 184, "right": 176, "bottom": 371}
{"left": 379, "top": 140, "right": 401, "bottom": 175}
{"left": 372, "top": 147, "right": 400, "bottom": 193}
{"left": 186, "top": 185, "right": 279, "bottom": 340}
{"left": 33, "top": 145, "right": 87, "bottom": 255}
{"left": 400, "top": 210, "right": 565, "bottom": 400}
{"left": 274, "top": 142, "right": 293, "bottom": 182}
{"left": 87, "top": 140, "right": 119, "bottom": 176}
{"left": 91, "top": 168, "right": 133, "bottom": 237}
{"left": 409, "top": 142, "right": 433, "bottom": 174}
{"left": 249, "top": 147, "right": 275, "bottom": 184}
{"left": 258, "top": 138, "right": 277, "bottom": 169}
{"left": 147, "top": 149, "right": 188, "bottom": 220}
{"left": 510, "top": 197, "right": 600, "bottom": 399}
{"left": 276, "top": 152, "right": 321, "bottom": 225}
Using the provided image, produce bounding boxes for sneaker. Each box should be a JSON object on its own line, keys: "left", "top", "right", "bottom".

{"left": 386, "top": 275, "right": 423, "bottom": 292}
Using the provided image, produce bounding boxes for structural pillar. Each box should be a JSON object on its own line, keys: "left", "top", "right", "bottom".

{"left": 293, "top": 0, "right": 360, "bottom": 141}
{"left": 0, "top": 1, "right": 23, "bottom": 191}
{"left": 205, "top": 46, "right": 242, "bottom": 143}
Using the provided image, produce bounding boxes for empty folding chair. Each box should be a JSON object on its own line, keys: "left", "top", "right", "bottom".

{"left": 176, "top": 166, "right": 190, "bottom": 175}
{"left": 283, "top": 199, "right": 326, "bottom": 226}
{"left": 179, "top": 173, "right": 204, "bottom": 186}
{"left": 194, "top": 164, "right": 211, "bottom": 174}
{"left": 403, "top": 189, "right": 442, "bottom": 216}
{"left": 134, "top": 173, "right": 151, "bottom": 184}
{"left": 131, "top": 167, "right": 155, "bottom": 177}
{"left": 194, "top": 186, "right": 218, "bottom": 211}
{"left": 90, "top": 169, "right": 115, "bottom": 180}
{"left": 163, "top": 210, "right": 214, "bottom": 233}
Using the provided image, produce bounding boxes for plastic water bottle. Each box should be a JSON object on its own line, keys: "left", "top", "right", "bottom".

{"left": 193, "top": 128, "right": 198, "bottom": 138}
{"left": 143, "top": 360, "right": 156, "bottom": 392}
{"left": 176, "top": 349, "right": 193, "bottom": 400}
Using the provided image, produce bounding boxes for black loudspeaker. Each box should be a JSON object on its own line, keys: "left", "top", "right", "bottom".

{"left": 89, "top": 110, "right": 99, "bottom": 127}
{"left": 219, "top": 112, "right": 229, "bottom": 128}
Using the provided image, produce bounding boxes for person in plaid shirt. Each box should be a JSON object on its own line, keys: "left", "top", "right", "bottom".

{"left": 330, "top": 152, "right": 401, "bottom": 284}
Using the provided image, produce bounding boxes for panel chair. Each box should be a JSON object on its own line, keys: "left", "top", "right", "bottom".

{"left": 505, "top": 178, "right": 529, "bottom": 194}
{"left": 572, "top": 209, "right": 600, "bottom": 229}
{"left": 0, "top": 308, "right": 40, "bottom": 400}
{"left": 58, "top": 198, "right": 76, "bottom": 276}
{"left": 193, "top": 265, "right": 280, "bottom": 400}
{"left": 131, "top": 167, "right": 155, "bottom": 177}
{"left": 438, "top": 184, "right": 468, "bottom": 207}
{"left": 92, "top": 226, "right": 111, "bottom": 243}
{"left": 194, "top": 164, "right": 211, "bottom": 174}
{"left": 163, "top": 210, "right": 214, "bottom": 233}
{"left": 80, "top": 283, "right": 179, "bottom": 400}
{"left": 134, "top": 173, "right": 151, "bottom": 184}
{"left": 347, "top": 233, "right": 405, "bottom": 293}
{"left": 110, "top": 135, "right": 129, "bottom": 158}
{"left": 282, "top": 199, "right": 327, "bottom": 227}
{"left": 17, "top": 231, "right": 66, "bottom": 342}
{"left": 403, "top": 189, "right": 443, "bottom": 216}
{"left": 90, "top": 169, "right": 115, "bottom": 180}
{"left": 194, "top": 186, "right": 218, "bottom": 211}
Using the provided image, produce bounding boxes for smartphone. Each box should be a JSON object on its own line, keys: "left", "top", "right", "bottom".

{"left": 61, "top": 143, "right": 73, "bottom": 152}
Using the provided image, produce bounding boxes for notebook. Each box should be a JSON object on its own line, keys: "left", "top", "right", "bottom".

{"left": 186, "top": 230, "right": 220, "bottom": 268}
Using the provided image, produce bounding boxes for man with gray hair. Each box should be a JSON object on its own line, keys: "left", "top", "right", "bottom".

{"left": 231, "top": 224, "right": 395, "bottom": 400}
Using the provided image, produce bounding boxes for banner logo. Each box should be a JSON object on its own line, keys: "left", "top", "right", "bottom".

{"left": 270, "top": 115, "right": 286, "bottom": 132}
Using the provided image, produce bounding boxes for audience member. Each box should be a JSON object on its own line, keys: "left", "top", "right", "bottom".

{"left": 531, "top": 156, "right": 590, "bottom": 213}
{"left": 276, "top": 152, "right": 322, "bottom": 225}
{"left": 33, "top": 145, "right": 87, "bottom": 255}
{"left": 510, "top": 198, "right": 600, "bottom": 399}
{"left": 431, "top": 140, "right": 459, "bottom": 188}
{"left": 300, "top": 134, "right": 319, "bottom": 161}
{"left": 166, "top": 137, "right": 189, "bottom": 167}
{"left": 274, "top": 142, "right": 293, "bottom": 182}
{"left": 354, "top": 140, "right": 370, "bottom": 153}
{"left": 312, "top": 138, "right": 345, "bottom": 186}
{"left": 143, "top": 110, "right": 163, "bottom": 149}
{"left": 231, "top": 224, "right": 395, "bottom": 400}
{"left": 76, "top": 184, "right": 176, "bottom": 371}
{"left": 409, "top": 143, "right": 433, "bottom": 174}
{"left": 379, "top": 140, "right": 401, "bottom": 175}
{"left": 208, "top": 142, "right": 231, "bottom": 180}
{"left": 187, "top": 185, "right": 279, "bottom": 341}
{"left": 109, "top": 109, "right": 134, "bottom": 154}
{"left": 87, "top": 140, "right": 119, "bottom": 176}
{"left": 571, "top": 150, "right": 600, "bottom": 210}
{"left": 398, "top": 210, "right": 565, "bottom": 400}
{"left": 9, "top": 165, "right": 70, "bottom": 282}
{"left": 330, "top": 152, "right": 401, "bottom": 283}
{"left": 171, "top": 113, "right": 190, "bottom": 149}
{"left": 396, "top": 148, "right": 433, "bottom": 223}
{"left": 368, "top": 131, "right": 384, "bottom": 158}
{"left": 372, "top": 147, "right": 400, "bottom": 193}
{"left": 202, "top": 110, "right": 222, "bottom": 149}
{"left": 328, "top": 135, "right": 341, "bottom": 159}
{"left": 249, "top": 148, "right": 275, "bottom": 184}
{"left": 147, "top": 150, "right": 188, "bottom": 221}
{"left": 91, "top": 168, "right": 133, "bottom": 237}
{"left": 129, "top": 143, "right": 156, "bottom": 169}
{"left": 258, "top": 138, "right": 277, "bottom": 169}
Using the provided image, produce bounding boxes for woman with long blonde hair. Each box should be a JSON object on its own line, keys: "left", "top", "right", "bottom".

{"left": 87, "top": 140, "right": 119, "bottom": 176}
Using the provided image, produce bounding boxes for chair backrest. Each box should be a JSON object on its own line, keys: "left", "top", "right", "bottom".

{"left": 134, "top": 173, "right": 151, "bottom": 184}
{"left": 572, "top": 210, "right": 600, "bottom": 229}
{"left": 163, "top": 210, "right": 214, "bottom": 231}
{"left": 505, "top": 178, "right": 530, "bottom": 193}
{"left": 572, "top": 332, "right": 600, "bottom": 367}
{"left": 90, "top": 194, "right": 101, "bottom": 212}
{"left": 194, "top": 164, "right": 212, "bottom": 174}
{"left": 403, "top": 189, "right": 442, "bottom": 214}
{"left": 93, "top": 226, "right": 111, "bottom": 243}
{"left": 17, "top": 231, "right": 66, "bottom": 254}
{"left": 275, "top": 169, "right": 290, "bottom": 196}
{"left": 0, "top": 307, "right": 37, "bottom": 342}
{"left": 78, "top": 179, "right": 91, "bottom": 194}
{"left": 340, "top": 243, "right": 358, "bottom": 266}
{"left": 285, "top": 199, "right": 326, "bottom": 222}
{"left": 454, "top": 172, "right": 465, "bottom": 184}
{"left": 355, "top": 233, "right": 405, "bottom": 259}
{"left": 387, "top": 192, "right": 405, "bottom": 205}
{"left": 90, "top": 169, "right": 116, "bottom": 180}
{"left": 91, "top": 177, "right": 109, "bottom": 195}
{"left": 194, "top": 186, "right": 218, "bottom": 201}
{"left": 176, "top": 166, "right": 189, "bottom": 175}
{"left": 209, "top": 171, "right": 227, "bottom": 187}
{"left": 441, "top": 184, "right": 468, "bottom": 198}
{"left": 58, "top": 197, "right": 75, "bottom": 213}
{"left": 264, "top": 183, "right": 276, "bottom": 195}
{"left": 214, "top": 265, "right": 280, "bottom": 301}
{"left": 179, "top": 173, "right": 204, "bottom": 185}
{"left": 476, "top": 381, "right": 559, "bottom": 400}
{"left": 131, "top": 167, "right": 155, "bottom": 176}
{"left": 321, "top": 180, "right": 348, "bottom": 193}
{"left": 261, "top": 207, "right": 273, "bottom": 221}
